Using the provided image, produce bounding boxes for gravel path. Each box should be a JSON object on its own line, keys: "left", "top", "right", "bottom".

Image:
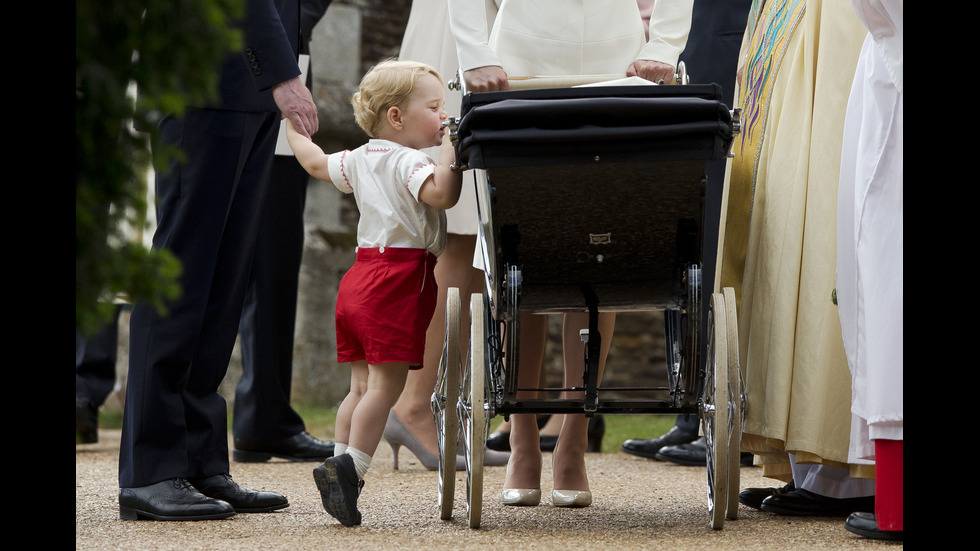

{"left": 76, "top": 430, "right": 901, "bottom": 550}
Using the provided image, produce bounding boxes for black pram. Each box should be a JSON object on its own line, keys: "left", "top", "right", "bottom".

{"left": 431, "top": 76, "right": 744, "bottom": 530}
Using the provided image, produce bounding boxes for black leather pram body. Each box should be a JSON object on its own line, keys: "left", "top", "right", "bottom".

{"left": 452, "top": 83, "right": 735, "bottom": 315}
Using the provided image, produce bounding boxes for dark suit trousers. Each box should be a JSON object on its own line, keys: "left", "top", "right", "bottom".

{"left": 679, "top": 0, "right": 752, "bottom": 361}
{"left": 672, "top": 0, "right": 751, "bottom": 434}
{"left": 119, "top": 108, "right": 280, "bottom": 488}
{"left": 233, "top": 154, "right": 309, "bottom": 441}
{"left": 76, "top": 305, "right": 124, "bottom": 406}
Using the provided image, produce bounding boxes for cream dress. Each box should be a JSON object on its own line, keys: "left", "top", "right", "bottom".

{"left": 451, "top": 0, "right": 692, "bottom": 76}
{"left": 399, "top": 0, "right": 501, "bottom": 235}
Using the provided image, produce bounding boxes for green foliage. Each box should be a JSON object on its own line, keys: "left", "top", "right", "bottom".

{"left": 75, "top": 0, "right": 244, "bottom": 335}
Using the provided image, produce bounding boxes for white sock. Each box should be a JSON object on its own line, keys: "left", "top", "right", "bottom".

{"left": 346, "top": 446, "right": 372, "bottom": 480}
{"left": 334, "top": 443, "right": 348, "bottom": 457}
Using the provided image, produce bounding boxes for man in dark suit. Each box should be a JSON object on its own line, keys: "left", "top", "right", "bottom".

{"left": 118, "top": 0, "right": 319, "bottom": 521}
{"left": 231, "top": 0, "right": 336, "bottom": 465}
{"left": 621, "top": 0, "right": 753, "bottom": 463}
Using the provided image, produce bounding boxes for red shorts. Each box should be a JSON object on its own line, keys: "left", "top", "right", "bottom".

{"left": 335, "top": 247, "right": 438, "bottom": 367}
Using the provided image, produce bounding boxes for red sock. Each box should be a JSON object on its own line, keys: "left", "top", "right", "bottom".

{"left": 874, "top": 439, "right": 903, "bottom": 531}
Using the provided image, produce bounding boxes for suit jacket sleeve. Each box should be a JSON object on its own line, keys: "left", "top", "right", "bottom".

{"left": 240, "top": 0, "right": 302, "bottom": 93}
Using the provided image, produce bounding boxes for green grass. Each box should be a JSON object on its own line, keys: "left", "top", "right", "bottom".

{"left": 97, "top": 404, "right": 680, "bottom": 455}
{"left": 100, "top": 410, "right": 123, "bottom": 430}
{"left": 293, "top": 403, "right": 338, "bottom": 436}
{"left": 594, "top": 414, "right": 678, "bottom": 454}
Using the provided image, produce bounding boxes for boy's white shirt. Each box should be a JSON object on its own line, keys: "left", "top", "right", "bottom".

{"left": 327, "top": 140, "right": 447, "bottom": 257}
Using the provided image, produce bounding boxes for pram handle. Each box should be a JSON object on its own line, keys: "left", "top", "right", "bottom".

{"left": 448, "top": 62, "right": 689, "bottom": 95}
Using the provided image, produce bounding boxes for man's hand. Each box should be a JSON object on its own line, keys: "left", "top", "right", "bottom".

{"left": 627, "top": 60, "right": 677, "bottom": 84}
{"left": 463, "top": 65, "right": 510, "bottom": 92}
{"left": 273, "top": 77, "right": 319, "bottom": 138}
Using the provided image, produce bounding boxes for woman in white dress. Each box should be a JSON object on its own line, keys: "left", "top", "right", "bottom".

{"left": 449, "top": 0, "right": 693, "bottom": 507}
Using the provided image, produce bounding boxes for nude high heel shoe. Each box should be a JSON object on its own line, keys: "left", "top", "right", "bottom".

{"left": 383, "top": 410, "right": 465, "bottom": 471}
{"left": 385, "top": 409, "right": 511, "bottom": 471}
{"left": 501, "top": 488, "right": 542, "bottom": 506}
{"left": 551, "top": 445, "right": 592, "bottom": 507}
{"left": 552, "top": 489, "right": 592, "bottom": 508}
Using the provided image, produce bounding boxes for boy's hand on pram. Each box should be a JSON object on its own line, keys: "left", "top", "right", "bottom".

{"left": 464, "top": 66, "right": 511, "bottom": 92}
{"left": 627, "top": 60, "right": 676, "bottom": 84}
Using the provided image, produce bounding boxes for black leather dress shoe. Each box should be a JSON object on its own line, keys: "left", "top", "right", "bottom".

{"left": 620, "top": 425, "right": 698, "bottom": 459}
{"left": 490, "top": 432, "right": 565, "bottom": 452}
{"left": 760, "top": 488, "right": 875, "bottom": 517}
{"left": 656, "top": 436, "right": 708, "bottom": 465}
{"left": 189, "top": 474, "right": 288, "bottom": 513}
{"left": 655, "top": 436, "right": 756, "bottom": 467}
{"left": 313, "top": 454, "right": 362, "bottom": 526}
{"left": 486, "top": 431, "right": 511, "bottom": 451}
{"left": 119, "top": 478, "right": 236, "bottom": 521}
{"left": 233, "top": 431, "right": 335, "bottom": 462}
{"left": 845, "top": 512, "right": 903, "bottom": 540}
{"left": 739, "top": 480, "right": 795, "bottom": 509}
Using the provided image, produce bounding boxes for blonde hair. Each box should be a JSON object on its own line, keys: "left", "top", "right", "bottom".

{"left": 351, "top": 59, "right": 443, "bottom": 138}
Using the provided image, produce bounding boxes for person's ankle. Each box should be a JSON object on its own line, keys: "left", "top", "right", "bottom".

{"left": 504, "top": 449, "right": 542, "bottom": 490}
{"left": 552, "top": 465, "right": 589, "bottom": 492}
{"left": 504, "top": 470, "right": 541, "bottom": 490}
{"left": 393, "top": 404, "right": 429, "bottom": 426}
{"left": 552, "top": 446, "right": 589, "bottom": 491}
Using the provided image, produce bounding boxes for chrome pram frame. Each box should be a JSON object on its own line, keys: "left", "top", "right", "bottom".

{"left": 431, "top": 68, "right": 745, "bottom": 530}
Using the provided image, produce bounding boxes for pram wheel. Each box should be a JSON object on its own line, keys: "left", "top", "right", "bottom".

{"left": 460, "top": 292, "right": 487, "bottom": 528}
{"left": 703, "top": 292, "right": 731, "bottom": 529}
{"left": 723, "top": 287, "right": 743, "bottom": 520}
{"left": 433, "top": 287, "right": 461, "bottom": 520}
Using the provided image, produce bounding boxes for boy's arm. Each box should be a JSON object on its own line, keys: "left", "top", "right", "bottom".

{"left": 417, "top": 138, "right": 463, "bottom": 210}
{"left": 285, "top": 119, "right": 332, "bottom": 182}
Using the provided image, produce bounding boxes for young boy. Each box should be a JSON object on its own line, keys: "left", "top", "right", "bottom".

{"left": 286, "top": 59, "right": 462, "bottom": 526}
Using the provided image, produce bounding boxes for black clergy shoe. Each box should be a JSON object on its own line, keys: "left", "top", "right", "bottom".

{"left": 620, "top": 425, "right": 698, "bottom": 460}
{"left": 656, "top": 436, "right": 755, "bottom": 467}
{"left": 760, "top": 488, "right": 875, "bottom": 517}
{"left": 188, "top": 474, "right": 288, "bottom": 513}
{"left": 845, "top": 512, "right": 903, "bottom": 541}
{"left": 739, "top": 480, "right": 796, "bottom": 509}
{"left": 119, "top": 478, "right": 236, "bottom": 521}
{"left": 233, "top": 431, "right": 335, "bottom": 462}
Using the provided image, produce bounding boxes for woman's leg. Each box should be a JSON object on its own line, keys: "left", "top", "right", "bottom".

{"left": 553, "top": 312, "right": 615, "bottom": 491}
{"left": 390, "top": 234, "right": 482, "bottom": 456}
{"left": 503, "top": 313, "right": 548, "bottom": 490}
